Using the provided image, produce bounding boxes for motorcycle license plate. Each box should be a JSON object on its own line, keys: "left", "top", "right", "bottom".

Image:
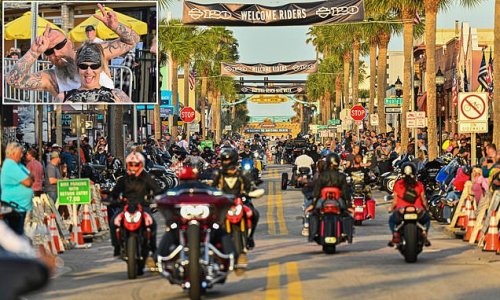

{"left": 355, "top": 206, "right": 364, "bottom": 213}
{"left": 404, "top": 213, "right": 418, "bottom": 220}
{"left": 325, "top": 237, "right": 337, "bottom": 244}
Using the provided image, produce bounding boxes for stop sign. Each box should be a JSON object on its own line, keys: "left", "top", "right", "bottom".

{"left": 180, "top": 107, "right": 196, "bottom": 123}
{"left": 350, "top": 105, "right": 366, "bottom": 121}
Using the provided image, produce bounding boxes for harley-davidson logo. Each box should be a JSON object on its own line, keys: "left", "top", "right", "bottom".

{"left": 188, "top": 8, "right": 204, "bottom": 20}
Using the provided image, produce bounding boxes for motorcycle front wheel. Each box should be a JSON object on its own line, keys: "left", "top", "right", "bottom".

{"left": 231, "top": 223, "right": 245, "bottom": 255}
{"left": 187, "top": 224, "right": 202, "bottom": 300}
{"left": 127, "top": 233, "right": 138, "bottom": 279}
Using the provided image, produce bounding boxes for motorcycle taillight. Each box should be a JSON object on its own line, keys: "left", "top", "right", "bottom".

{"left": 322, "top": 205, "right": 339, "bottom": 214}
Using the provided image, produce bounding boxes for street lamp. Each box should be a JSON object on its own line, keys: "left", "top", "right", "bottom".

{"left": 395, "top": 76, "right": 403, "bottom": 97}
{"left": 413, "top": 73, "right": 420, "bottom": 112}
{"left": 436, "top": 67, "right": 445, "bottom": 152}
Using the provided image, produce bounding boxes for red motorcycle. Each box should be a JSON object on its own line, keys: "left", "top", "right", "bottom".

{"left": 113, "top": 201, "right": 154, "bottom": 279}
{"left": 156, "top": 185, "right": 235, "bottom": 300}
{"left": 225, "top": 189, "right": 264, "bottom": 266}
{"left": 349, "top": 171, "right": 376, "bottom": 226}
{"left": 312, "top": 187, "right": 354, "bottom": 254}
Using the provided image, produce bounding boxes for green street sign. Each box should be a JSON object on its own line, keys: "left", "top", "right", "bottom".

{"left": 57, "top": 179, "right": 91, "bottom": 205}
{"left": 328, "top": 119, "right": 341, "bottom": 125}
{"left": 200, "top": 140, "right": 214, "bottom": 150}
{"left": 317, "top": 125, "right": 328, "bottom": 130}
{"left": 384, "top": 98, "right": 403, "bottom": 106}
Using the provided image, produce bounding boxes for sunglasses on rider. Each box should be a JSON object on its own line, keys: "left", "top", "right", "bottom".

{"left": 78, "top": 63, "right": 102, "bottom": 70}
{"left": 44, "top": 38, "right": 68, "bottom": 56}
{"left": 127, "top": 162, "right": 140, "bottom": 167}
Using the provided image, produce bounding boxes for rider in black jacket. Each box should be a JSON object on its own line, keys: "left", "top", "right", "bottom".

{"left": 213, "top": 149, "right": 259, "bottom": 249}
{"left": 306, "top": 153, "right": 354, "bottom": 243}
{"left": 109, "top": 152, "right": 162, "bottom": 257}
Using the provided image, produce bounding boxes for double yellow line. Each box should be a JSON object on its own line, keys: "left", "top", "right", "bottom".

{"left": 265, "top": 262, "right": 304, "bottom": 300}
{"left": 267, "top": 169, "right": 288, "bottom": 235}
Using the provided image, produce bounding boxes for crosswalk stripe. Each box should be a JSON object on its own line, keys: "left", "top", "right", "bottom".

{"left": 285, "top": 262, "right": 304, "bottom": 300}
{"left": 265, "top": 263, "right": 281, "bottom": 300}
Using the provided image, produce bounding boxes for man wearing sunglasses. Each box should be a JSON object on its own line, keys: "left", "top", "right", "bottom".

{"left": 6, "top": 4, "right": 140, "bottom": 99}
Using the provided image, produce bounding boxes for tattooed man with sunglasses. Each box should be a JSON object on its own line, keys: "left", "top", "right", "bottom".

{"left": 6, "top": 4, "right": 140, "bottom": 101}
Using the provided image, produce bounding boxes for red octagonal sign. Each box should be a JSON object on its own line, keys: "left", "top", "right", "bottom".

{"left": 350, "top": 105, "right": 366, "bottom": 121}
{"left": 180, "top": 107, "right": 196, "bottom": 123}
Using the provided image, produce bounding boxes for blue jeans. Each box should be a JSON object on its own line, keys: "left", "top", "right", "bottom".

{"left": 389, "top": 210, "right": 430, "bottom": 233}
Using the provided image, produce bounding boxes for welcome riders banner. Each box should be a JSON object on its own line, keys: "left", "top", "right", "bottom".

{"left": 182, "top": 0, "right": 365, "bottom": 26}
{"left": 222, "top": 60, "right": 317, "bottom": 76}
{"left": 239, "top": 85, "right": 305, "bottom": 94}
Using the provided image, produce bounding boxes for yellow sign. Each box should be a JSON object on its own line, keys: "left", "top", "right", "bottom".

{"left": 249, "top": 95, "right": 288, "bottom": 104}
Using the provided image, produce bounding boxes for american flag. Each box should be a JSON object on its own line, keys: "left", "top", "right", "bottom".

{"left": 413, "top": 11, "right": 421, "bottom": 25}
{"left": 463, "top": 65, "right": 469, "bottom": 92}
{"left": 478, "top": 51, "right": 489, "bottom": 91}
{"left": 188, "top": 70, "right": 196, "bottom": 90}
{"left": 452, "top": 64, "right": 458, "bottom": 106}
{"left": 487, "top": 48, "right": 494, "bottom": 101}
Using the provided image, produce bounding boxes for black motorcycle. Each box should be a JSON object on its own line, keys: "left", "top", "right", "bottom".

{"left": 394, "top": 206, "right": 425, "bottom": 263}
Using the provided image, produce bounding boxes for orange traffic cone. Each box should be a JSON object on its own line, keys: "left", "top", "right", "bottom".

{"left": 44, "top": 216, "right": 57, "bottom": 255}
{"left": 81, "top": 204, "right": 93, "bottom": 234}
{"left": 463, "top": 210, "right": 476, "bottom": 242}
{"left": 483, "top": 210, "right": 499, "bottom": 252}
{"left": 49, "top": 213, "right": 64, "bottom": 253}
{"left": 456, "top": 202, "right": 467, "bottom": 229}
{"left": 70, "top": 221, "right": 85, "bottom": 246}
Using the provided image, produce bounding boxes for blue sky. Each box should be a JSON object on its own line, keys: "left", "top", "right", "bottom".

{"left": 165, "top": 0, "right": 496, "bottom": 117}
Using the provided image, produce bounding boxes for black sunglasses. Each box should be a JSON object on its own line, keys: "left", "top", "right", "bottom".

{"left": 44, "top": 38, "right": 67, "bottom": 56}
{"left": 78, "top": 63, "right": 101, "bottom": 70}
{"left": 127, "top": 162, "right": 140, "bottom": 167}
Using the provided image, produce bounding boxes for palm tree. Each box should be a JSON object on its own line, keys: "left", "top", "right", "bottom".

{"left": 494, "top": 0, "right": 500, "bottom": 146}
{"left": 423, "top": 0, "right": 485, "bottom": 160}
{"left": 158, "top": 19, "right": 196, "bottom": 138}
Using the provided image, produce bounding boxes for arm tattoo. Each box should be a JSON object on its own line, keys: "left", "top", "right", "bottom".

{"left": 113, "top": 89, "right": 131, "bottom": 103}
{"left": 102, "top": 22, "right": 139, "bottom": 59}
{"left": 6, "top": 50, "right": 39, "bottom": 87}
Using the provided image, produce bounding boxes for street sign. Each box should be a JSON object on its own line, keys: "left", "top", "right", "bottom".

{"left": 406, "top": 111, "right": 426, "bottom": 128}
{"left": 385, "top": 107, "right": 402, "bottom": 114}
{"left": 328, "top": 119, "right": 341, "bottom": 125}
{"left": 370, "top": 114, "right": 379, "bottom": 126}
{"left": 458, "top": 92, "right": 488, "bottom": 133}
{"left": 350, "top": 105, "right": 366, "bottom": 121}
{"left": 200, "top": 140, "right": 214, "bottom": 150}
{"left": 458, "top": 122, "right": 488, "bottom": 133}
{"left": 84, "top": 121, "right": 93, "bottom": 130}
{"left": 384, "top": 98, "right": 403, "bottom": 106}
{"left": 180, "top": 107, "right": 196, "bottom": 123}
{"left": 224, "top": 125, "right": 232, "bottom": 131}
{"left": 189, "top": 123, "right": 200, "bottom": 132}
{"left": 57, "top": 179, "right": 91, "bottom": 205}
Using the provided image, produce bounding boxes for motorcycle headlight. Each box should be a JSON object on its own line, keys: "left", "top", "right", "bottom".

{"left": 254, "top": 152, "right": 259, "bottom": 158}
{"left": 244, "top": 164, "right": 251, "bottom": 170}
{"left": 180, "top": 205, "right": 210, "bottom": 220}
{"left": 228, "top": 204, "right": 243, "bottom": 216}
{"left": 124, "top": 211, "right": 142, "bottom": 223}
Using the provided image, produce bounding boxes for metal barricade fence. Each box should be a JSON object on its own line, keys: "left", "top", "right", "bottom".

{"left": 3, "top": 58, "right": 133, "bottom": 103}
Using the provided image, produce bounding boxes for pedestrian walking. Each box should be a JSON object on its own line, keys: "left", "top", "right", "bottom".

{"left": 0, "top": 142, "right": 34, "bottom": 235}
{"left": 25, "top": 149, "right": 44, "bottom": 197}
{"left": 44, "top": 151, "right": 62, "bottom": 203}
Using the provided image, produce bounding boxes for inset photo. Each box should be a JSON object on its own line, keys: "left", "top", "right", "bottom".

{"left": 2, "top": 1, "right": 158, "bottom": 104}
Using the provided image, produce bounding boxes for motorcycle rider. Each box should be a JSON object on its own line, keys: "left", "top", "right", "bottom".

{"left": 183, "top": 147, "right": 207, "bottom": 169}
{"left": 157, "top": 166, "right": 237, "bottom": 261}
{"left": 345, "top": 154, "right": 375, "bottom": 214}
{"left": 305, "top": 154, "right": 353, "bottom": 243}
{"left": 201, "top": 146, "right": 216, "bottom": 161}
{"left": 293, "top": 148, "right": 315, "bottom": 184}
{"left": 213, "top": 149, "right": 259, "bottom": 251}
{"left": 108, "top": 152, "right": 162, "bottom": 265}
{"left": 388, "top": 162, "right": 431, "bottom": 247}
{"left": 239, "top": 144, "right": 254, "bottom": 160}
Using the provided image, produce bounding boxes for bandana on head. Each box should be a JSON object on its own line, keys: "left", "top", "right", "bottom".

{"left": 77, "top": 45, "right": 102, "bottom": 65}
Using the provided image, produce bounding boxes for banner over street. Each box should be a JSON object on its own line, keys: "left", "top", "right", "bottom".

{"left": 239, "top": 85, "right": 305, "bottom": 94}
{"left": 222, "top": 60, "right": 317, "bottom": 76}
{"left": 183, "top": 0, "right": 365, "bottom": 26}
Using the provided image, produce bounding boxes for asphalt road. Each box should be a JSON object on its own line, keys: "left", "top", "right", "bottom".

{"left": 29, "top": 165, "right": 500, "bottom": 300}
